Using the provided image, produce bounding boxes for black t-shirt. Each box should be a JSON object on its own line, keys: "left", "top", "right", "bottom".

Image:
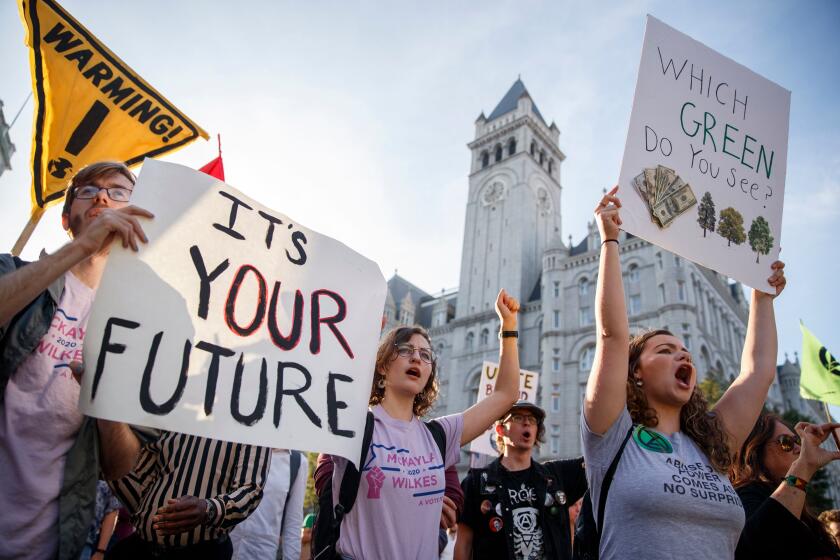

{"left": 462, "top": 463, "right": 545, "bottom": 560}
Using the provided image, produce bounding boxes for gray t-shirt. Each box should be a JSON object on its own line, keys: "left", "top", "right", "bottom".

{"left": 581, "top": 408, "right": 745, "bottom": 560}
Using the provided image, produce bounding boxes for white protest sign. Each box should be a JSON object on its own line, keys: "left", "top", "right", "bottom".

{"left": 80, "top": 159, "right": 386, "bottom": 467}
{"left": 618, "top": 16, "right": 790, "bottom": 293}
{"left": 469, "top": 361, "right": 539, "bottom": 456}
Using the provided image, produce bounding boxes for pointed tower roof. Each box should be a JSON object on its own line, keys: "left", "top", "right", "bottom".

{"left": 487, "top": 78, "right": 546, "bottom": 125}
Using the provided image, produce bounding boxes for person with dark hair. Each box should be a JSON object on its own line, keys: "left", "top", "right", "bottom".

{"left": 0, "top": 161, "right": 153, "bottom": 560}
{"left": 581, "top": 187, "right": 786, "bottom": 559}
{"left": 819, "top": 510, "right": 840, "bottom": 550}
{"left": 455, "top": 402, "right": 586, "bottom": 560}
{"left": 731, "top": 411, "right": 840, "bottom": 559}
{"left": 321, "top": 290, "right": 522, "bottom": 560}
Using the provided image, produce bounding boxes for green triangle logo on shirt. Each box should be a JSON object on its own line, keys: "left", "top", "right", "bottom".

{"left": 632, "top": 425, "right": 674, "bottom": 454}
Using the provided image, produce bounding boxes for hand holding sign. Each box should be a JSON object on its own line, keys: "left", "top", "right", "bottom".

{"left": 594, "top": 186, "right": 622, "bottom": 242}
{"left": 80, "top": 160, "right": 386, "bottom": 466}
{"left": 618, "top": 16, "right": 790, "bottom": 292}
{"left": 73, "top": 205, "right": 154, "bottom": 254}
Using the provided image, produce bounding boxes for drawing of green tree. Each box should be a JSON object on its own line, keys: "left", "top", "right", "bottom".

{"left": 717, "top": 207, "right": 746, "bottom": 247}
{"left": 697, "top": 191, "right": 716, "bottom": 237}
{"left": 748, "top": 216, "right": 774, "bottom": 263}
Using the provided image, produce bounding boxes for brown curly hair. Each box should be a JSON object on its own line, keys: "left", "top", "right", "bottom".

{"left": 627, "top": 329, "right": 732, "bottom": 473}
{"left": 729, "top": 411, "right": 782, "bottom": 488}
{"left": 369, "top": 326, "right": 439, "bottom": 417}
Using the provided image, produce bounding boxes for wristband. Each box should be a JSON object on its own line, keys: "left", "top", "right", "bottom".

{"left": 784, "top": 475, "right": 808, "bottom": 491}
{"left": 499, "top": 330, "right": 519, "bottom": 339}
{"left": 602, "top": 239, "right": 619, "bottom": 246}
{"left": 95, "top": 549, "right": 107, "bottom": 554}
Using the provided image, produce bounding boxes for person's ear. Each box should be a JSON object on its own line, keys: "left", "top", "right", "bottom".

{"left": 61, "top": 212, "right": 70, "bottom": 231}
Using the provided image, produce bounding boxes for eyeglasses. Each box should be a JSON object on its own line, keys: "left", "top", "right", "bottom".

{"left": 505, "top": 414, "right": 538, "bottom": 426}
{"left": 773, "top": 434, "right": 801, "bottom": 453}
{"left": 394, "top": 343, "right": 434, "bottom": 364}
{"left": 73, "top": 185, "right": 133, "bottom": 202}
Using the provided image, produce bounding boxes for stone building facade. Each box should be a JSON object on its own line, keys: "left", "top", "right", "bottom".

{"left": 384, "top": 79, "right": 784, "bottom": 464}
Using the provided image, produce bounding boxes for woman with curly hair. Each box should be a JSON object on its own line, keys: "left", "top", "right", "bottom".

{"left": 581, "top": 187, "right": 786, "bottom": 559}
{"left": 324, "top": 290, "right": 522, "bottom": 560}
{"left": 731, "top": 412, "right": 840, "bottom": 559}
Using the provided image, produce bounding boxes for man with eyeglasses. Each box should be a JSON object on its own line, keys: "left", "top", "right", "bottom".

{"left": 456, "top": 401, "right": 587, "bottom": 560}
{"left": 0, "top": 161, "right": 153, "bottom": 560}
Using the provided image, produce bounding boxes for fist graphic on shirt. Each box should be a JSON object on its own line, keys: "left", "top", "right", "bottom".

{"left": 366, "top": 466, "right": 386, "bottom": 499}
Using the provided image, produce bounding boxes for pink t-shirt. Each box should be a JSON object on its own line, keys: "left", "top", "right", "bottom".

{"left": 333, "top": 405, "right": 463, "bottom": 560}
{"left": 0, "top": 272, "right": 94, "bottom": 559}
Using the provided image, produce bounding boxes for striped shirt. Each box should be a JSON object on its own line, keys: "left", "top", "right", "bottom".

{"left": 109, "top": 431, "right": 271, "bottom": 548}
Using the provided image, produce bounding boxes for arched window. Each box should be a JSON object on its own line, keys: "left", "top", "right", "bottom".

{"left": 508, "top": 138, "right": 516, "bottom": 156}
{"left": 495, "top": 145, "right": 503, "bottom": 162}
{"left": 578, "top": 277, "right": 589, "bottom": 296}
{"left": 579, "top": 346, "right": 595, "bottom": 372}
{"left": 628, "top": 263, "right": 639, "bottom": 282}
{"left": 481, "top": 151, "right": 489, "bottom": 168}
{"left": 539, "top": 150, "right": 545, "bottom": 165}
{"left": 480, "top": 328, "right": 489, "bottom": 347}
{"left": 548, "top": 159, "right": 554, "bottom": 175}
{"left": 530, "top": 141, "right": 536, "bottom": 156}
{"left": 466, "top": 332, "right": 475, "bottom": 352}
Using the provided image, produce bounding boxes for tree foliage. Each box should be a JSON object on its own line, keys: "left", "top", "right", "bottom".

{"left": 748, "top": 215, "right": 774, "bottom": 263}
{"left": 700, "top": 369, "right": 730, "bottom": 406}
{"left": 697, "top": 191, "right": 716, "bottom": 237}
{"left": 303, "top": 451, "right": 319, "bottom": 515}
{"left": 717, "top": 207, "right": 746, "bottom": 247}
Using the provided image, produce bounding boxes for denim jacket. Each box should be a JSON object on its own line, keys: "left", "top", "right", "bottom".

{"left": 0, "top": 254, "right": 98, "bottom": 560}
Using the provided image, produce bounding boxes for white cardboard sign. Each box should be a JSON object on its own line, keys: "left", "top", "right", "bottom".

{"left": 469, "top": 361, "right": 539, "bottom": 456}
{"left": 80, "top": 160, "right": 386, "bottom": 466}
{"left": 618, "top": 16, "right": 790, "bottom": 293}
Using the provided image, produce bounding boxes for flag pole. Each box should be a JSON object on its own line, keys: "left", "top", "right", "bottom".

{"left": 822, "top": 401, "right": 840, "bottom": 450}
{"left": 11, "top": 211, "right": 42, "bottom": 256}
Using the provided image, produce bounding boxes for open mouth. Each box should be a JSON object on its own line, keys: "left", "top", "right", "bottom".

{"left": 675, "top": 364, "right": 692, "bottom": 389}
{"left": 405, "top": 367, "right": 421, "bottom": 379}
{"left": 522, "top": 430, "right": 532, "bottom": 440}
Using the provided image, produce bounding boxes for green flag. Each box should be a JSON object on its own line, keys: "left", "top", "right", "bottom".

{"left": 800, "top": 323, "right": 840, "bottom": 406}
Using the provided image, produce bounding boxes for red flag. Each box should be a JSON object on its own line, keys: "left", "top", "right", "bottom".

{"left": 199, "top": 134, "right": 225, "bottom": 180}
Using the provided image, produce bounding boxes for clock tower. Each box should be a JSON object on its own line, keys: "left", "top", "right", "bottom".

{"left": 455, "top": 79, "right": 566, "bottom": 317}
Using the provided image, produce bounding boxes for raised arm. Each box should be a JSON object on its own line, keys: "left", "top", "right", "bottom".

{"left": 460, "top": 289, "right": 520, "bottom": 445}
{"left": 0, "top": 206, "right": 151, "bottom": 326}
{"left": 584, "top": 187, "right": 631, "bottom": 435}
{"left": 714, "top": 261, "right": 786, "bottom": 453}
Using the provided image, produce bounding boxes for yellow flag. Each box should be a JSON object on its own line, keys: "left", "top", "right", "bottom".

{"left": 17, "top": 0, "right": 208, "bottom": 218}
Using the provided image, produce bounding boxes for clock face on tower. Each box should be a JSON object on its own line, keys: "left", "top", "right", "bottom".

{"left": 482, "top": 182, "right": 505, "bottom": 206}
{"left": 537, "top": 187, "right": 551, "bottom": 214}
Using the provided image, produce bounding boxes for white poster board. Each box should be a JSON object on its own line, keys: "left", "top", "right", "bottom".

{"left": 468, "top": 361, "right": 539, "bottom": 456}
{"left": 618, "top": 16, "right": 790, "bottom": 293}
{"left": 80, "top": 160, "right": 386, "bottom": 466}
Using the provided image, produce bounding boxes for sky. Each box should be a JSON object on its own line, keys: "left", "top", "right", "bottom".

{"left": 1, "top": 1, "right": 839, "bottom": 397}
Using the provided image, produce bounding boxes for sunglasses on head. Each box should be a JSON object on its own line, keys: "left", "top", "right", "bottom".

{"left": 773, "top": 434, "right": 801, "bottom": 453}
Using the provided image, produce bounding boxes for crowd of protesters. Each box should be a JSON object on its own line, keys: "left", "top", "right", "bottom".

{"left": 0, "top": 161, "right": 838, "bottom": 560}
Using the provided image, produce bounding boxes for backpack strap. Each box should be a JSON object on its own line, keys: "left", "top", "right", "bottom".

{"left": 596, "top": 425, "right": 634, "bottom": 533}
{"left": 334, "top": 411, "right": 376, "bottom": 524}
{"left": 424, "top": 419, "right": 447, "bottom": 459}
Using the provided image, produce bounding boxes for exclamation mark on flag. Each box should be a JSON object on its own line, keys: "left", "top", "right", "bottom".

{"left": 48, "top": 100, "right": 111, "bottom": 179}
{"left": 66, "top": 101, "right": 110, "bottom": 155}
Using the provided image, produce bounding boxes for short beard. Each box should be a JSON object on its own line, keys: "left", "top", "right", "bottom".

{"left": 68, "top": 213, "right": 83, "bottom": 238}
